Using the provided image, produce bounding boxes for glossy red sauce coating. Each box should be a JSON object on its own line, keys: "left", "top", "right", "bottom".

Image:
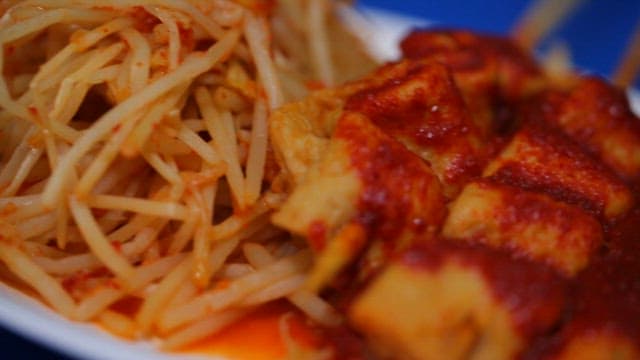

{"left": 544, "top": 77, "right": 640, "bottom": 180}
{"left": 110, "top": 240, "right": 122, "bottom": 253}
{"left": 487, "top": 121, "right": 631, "bottom": 219}
{"left": 490, "top": 164, "right": 604, "bottom": 218}
{"left": 522, "top": 207, "right": 640, "bottom": 359}
{"left": 346, "top": 63, "right": 473, "bottom": 150}
{"left": 180, "top": 301, "right": 317, "bottom": 359}
{"left": 4, "top": 45, "right": 15, "bottom": 57}
{"left": 399, "top": 241, "right": 568, "bottom": 340}
{"left": 27, "top": 106, "right": 38, "bottom": 117}
{"left": 335, "top": 30, "right": 639, "bottom": 359}
{"left": 475, "top": 180, "right": 603, "bottom": 259}
{"left": 128, "top": 7, "right": 160, "bottom": 33}
{"left": 234, "top": 0, "right": 276, "bottom": 16}
{"left": 345, "top": 62, "right": 485, "bottom": 189}
{"left": 400, "top": 29, "right": 544, "bottom": 100}
{"left": 516, "top": 90, "right": 566, "bottom": 125}
{"left": 318, "top": 323, "right": 370, "bottom": 360}
{"left": 178, "top": 27, "right": 195, "bottom": 53}
{"left": 110, "top": 296, "right": 143, "bottom": 317}
{"left": 61, "top": 267, "right": 114, "bottom": 299}
{"left": 561, "top": 77, "right": 640, "bottom": 140}
{"left": 61, "top": 270, "right": 91, "bottom": 294}
{"left": 494, "top": 188, "right": 588, "bottom": 244}
{"left": 180, "top": 301, "right": 367, "bottom": 360}
{"left": 334, "top": 112, "right": 446, "bottom": 249}
{"left": 308, "top": 220, "right": 328, "bottom": 252}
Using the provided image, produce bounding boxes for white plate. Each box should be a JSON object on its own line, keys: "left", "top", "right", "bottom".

{"left": 339, "top": 6, "right": 430, "bottom": 61}
{"left": 1, "top": 6, "right": 638, "bottom": 360}
{"left": 0, "top": 282, "right": 210, "bottom": 360}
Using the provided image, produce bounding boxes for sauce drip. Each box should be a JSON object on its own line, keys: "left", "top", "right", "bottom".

{"left": 180, "top": 302, "right": 324, "bottom": 360}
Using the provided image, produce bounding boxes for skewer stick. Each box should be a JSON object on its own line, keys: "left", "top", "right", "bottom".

{"left": 513, "top": 0, "right": 583, "bottom": 50}
{"left": 614, "top": 19, "right": 640, "bottom": 88}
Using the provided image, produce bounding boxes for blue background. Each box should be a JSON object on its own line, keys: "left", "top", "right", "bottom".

{"left": 3, "top": 0, "right": 640, "bottom": 359}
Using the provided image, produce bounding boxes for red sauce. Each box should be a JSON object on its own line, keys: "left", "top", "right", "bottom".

{"left": 180, "top": 301, "right": 366, "bottom": 360}
{"left": 319, "top": 324, "right": 370, "bottom": 360}
{"left": 562, "top": 77, "right": 640, "bottom": 139}
{"left": 5, "top": 45, "right": 15, "bottom": 56}
{"left": 491, "top": 163, "right": 604, "bottom": 218}
{"left": 467, "top": 180, "right": 603, "bottom": 279}
{"left": 522, "top": 207, "right": 640, "bottom": 358}
{"left": 334, "top": 112, "right": 446, "bottom": 248}
{"left": 400, "top": 29, "right": 543, "bottom": 100}
{"left": 331, "top": 29, "right": 640, "bottom": 359}
{"left": 546, "top": 77, "right": 640, "bottom": 180}
{"left": 399, "top": 241, "right": 568, "bottom": 340}
{"left": 61, "top": 270, "right": 91, "bottom": 294}
{"left": 308, "top": 220, "right": 328, "bottom": 252}
{"left": 178, "top": 27, "right": 195, "bottom": 54}
{"left": 488, "top": 121, "right": 631, "bottom": 220}
{"left": 517, "top": 90, "right": 566, "bottom": 126}
{"left": 61, "top": 267, "right": 114, "bottom": 298}
{"left": 128, "top": 7, "right": 160, "bottom": 33}
{"left": 474, "top": 179, "right": 603, "bottom": 258}
{"left": 181, "top": 302, "right": 316, "bottom": 359}
{"left": 110, "top": 241, "right": 122, "bottom": 253}
{"left": 27, "top": 106, "right": 38, "bottom": 117}
{"left": 234, "top": 0, "right": 277, "bottom": 16}
{"left": 400, "top": 30, "right": 486, "bottom": 64}
{"left": 110, "top": 296, "right": 143, "bottom": 317}
{"left": 345, "top": 62, "right": 484, "bottom": 189}
{"left": 305, "top": 80, "right": 326, "bottom": 91}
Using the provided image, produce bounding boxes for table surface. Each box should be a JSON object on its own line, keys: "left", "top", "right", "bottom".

{"left": 3, "top": 1, "right": 640, "bottom": 359}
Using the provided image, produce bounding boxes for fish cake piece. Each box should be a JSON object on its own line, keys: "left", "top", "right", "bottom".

{"left": 527, "top": 260, "right": 640, "bottom": 359}
{"left": 269, "top": 60, "right": 437, "bottom": 188}
{"left": 545, "top": 77, "right": 640, "bottom": 180}
{"left": 399, "top": 29, "right": 496, "bottom": 104}
{"left": 270, "top": 30, "right": 548, "bottom": 191}
{"left": 545, "top": 210, "right": 640, "bottom": 360}
{"left": 269, "top": 89, "right": 345, "bottom": 188}
{"left": 484, "top": 122, "right": 634, "bottom": 220}
{"left": 271, "top": 134, "right": 360, "bottom": 247}
{"left": 346, "top": 62, "right": 486, "bottom": 197}
{"left": 349, "top": 242, "right": 567, "bottom": 360}
{"left": 442, "top": 180, "right": 603, "bottom": 276}
{"left": 400, "top": 29, "right": 547, "bottom": 138}
{"left": 400, "top": 29, "right": 546, "bottom": 100}
{"left": 273, "top": 112, "right": 446, "bottom": 290}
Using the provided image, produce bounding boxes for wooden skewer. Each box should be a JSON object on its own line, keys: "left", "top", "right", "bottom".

{"left": 513, "top": 0, "right": 584, "bottom": 50}
{"left": 614, "top": 19, "right": 640, "bottom": 88}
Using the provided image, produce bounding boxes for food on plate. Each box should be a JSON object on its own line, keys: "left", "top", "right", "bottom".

{"left": 527, "top": 77, "right": 640, "bottom": 180}
{"left": 349, "top": 241, "right": 568, "bottom": 360}
{"left": 272, "top": 28, "right": 640, "bottom": 359}
{"left": 481, "top": 121, "right": 633, "bottom": 220}
{"left": 0, "top": 0, "right": 375, "bottom": 355}
{"left": 273, "top": 110, "right": 447, "bottom": 291}
{"left": 1, "top": 1, "right": 640, "bottom": 359}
